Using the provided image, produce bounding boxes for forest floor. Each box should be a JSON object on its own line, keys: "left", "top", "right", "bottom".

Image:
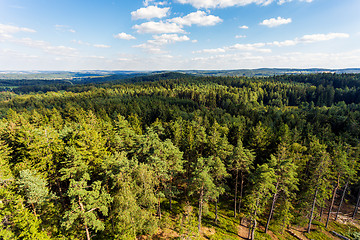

{"left": 151, "top": 198, "right": 360, "bottom": 239}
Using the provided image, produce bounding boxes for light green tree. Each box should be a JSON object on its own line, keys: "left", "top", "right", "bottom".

{"left": 17, "top": 169, "right": 52, "bottom": 218}
{"left": 62, "top": 173, "right": 113, "bottom": 240}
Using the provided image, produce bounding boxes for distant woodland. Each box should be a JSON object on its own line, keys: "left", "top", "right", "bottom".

{"left": 1, "top": 73, "right": 360, "bottom": 239}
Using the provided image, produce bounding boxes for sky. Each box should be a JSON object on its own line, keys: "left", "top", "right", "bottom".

{"left": 0, "top": 0, "right": 359, "bottom": 71}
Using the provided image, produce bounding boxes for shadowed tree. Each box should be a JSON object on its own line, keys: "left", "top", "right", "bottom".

{"left": 246, "top": 163, "right": 276, "bottom": 240}
{"left": 265, "top": 143, "right": 298, "bottom": 233}
{"left": 306, "top": 138, "right": 331, "bottom": 233}
{"left": 229, "top": 139, "right": 254, "bottom": 218}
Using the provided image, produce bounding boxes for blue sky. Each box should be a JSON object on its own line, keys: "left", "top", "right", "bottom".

{"left": 0, "top": 0, "right": 359, "bottom": 70}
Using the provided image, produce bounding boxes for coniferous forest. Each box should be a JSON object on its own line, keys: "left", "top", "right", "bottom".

{"left": 2, "top": 73, "right": 360, "bottom": 240}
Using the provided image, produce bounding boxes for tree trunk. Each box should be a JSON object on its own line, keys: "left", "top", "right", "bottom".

{"left": 238, "top": 172, "right": 244, "bottom": 214}
{"left": 158, "top": 197, "right": 162, "bottom": 220}
{"left": 198, "top": 187, "right": 204, "bottom": 233}
{"left": 215, "top": 199, "right": 218, "bottom": 224}
{"left": 251, "top": 218, "right": 257, "bottom": 240}
{"left": 169, "top": 196, "right": 172, "bottom": 211}
{"left": 265, "top": 181, "right": 279, "bottom": 233}
{"left": 326, "top": 181, "right": 339, "bottom": 228}
{"left": 85, "top": 224, "right": 91, "bottom": 240}
{"left": 79, "top": 196, "right": 91, "bottom": 240}
{"left": 307, "top": 187, "right": 318, "bottom": 233}
{"left": 320, "top": 206, "right": 324, "bottom": 220}
{"left": 31, "top": 202, "right": 37, "bottom": 219}
{"left": 335, "top": 181, "right": 348, "bottom": 221}
{"left": 234, "top": 169, "right": 238, "bottom": 218}
{"left": 352, "top": 188, "right": 360, "bottom": 219}
{"left": 249, "top": 199, "right": 259, "bottom": 240}
{"left": 247, "top": 219, "right": 253, "bottom": 240}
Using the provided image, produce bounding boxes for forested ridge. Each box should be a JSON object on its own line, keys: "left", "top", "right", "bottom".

{"left": 1, "top": 73, "right": 360, "bottom": 239}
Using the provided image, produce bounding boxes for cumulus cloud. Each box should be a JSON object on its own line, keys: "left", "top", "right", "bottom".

{"left": 134, "top": 34, "right": 190, "bottom": 53}
{"left": 131, "top": 6, "right": 170, "bottom": 20}
{"left": 170, "top": 11, "right": 222, "bottom": 26}
{"left": 269, "top": 33, "right": 350, "bottom": 46}
{"left": 193, "top": 48, "right": 226, "bottom": 54}
{"left": 229, "top": 43, "right": 271, "bottom": 52}
{"left": 72, "top": 40, "right": 111, "bottom": 48}
{"left": 11, "top": 37, "right": 78, "bottom": 56}
{"left": 0, "top": 23, "right": 36, "bottom": 40}
{"left": 152, "top": 34, "right": 190, "bottom": 44}
{"left": 134, "top": 21, "right": 184, "bottom": 34}
{"left": 195, "top": 42, "right": 271, "bottom": 53}
{"left": 114, "top": 32, "right": 136, "bottom": 40}
{"left": 260, "top": 17, "right": 292, "bottom": 27}
{"left": 93, "top": 44, "right": 111, "bottom": 48}
{"left": 235, "top": 35, "right": 246, "bottom": 38}
{"left": 175, "top": 0, "right": 312, "bottom": 8}
{"left": 299, "top": 33, "right": 349, "bottom": 43}
{"left": 0, "top": 23, "right": 36, "bottom": 35}
{"left": 278, "top": 0, "right": 313, "bottom": 4}
{"left": 239, "top": 25, "right": 249, "bottom": 29}
{"left": 55, "top": 25, "right": 76, "bottom": 33}
{"left": 176, "top": 0, "right": 274, "bottom": 8}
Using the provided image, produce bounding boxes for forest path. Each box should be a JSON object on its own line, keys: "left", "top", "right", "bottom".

{"left": 237, "top": 221, "right": 279, "bottom": 240}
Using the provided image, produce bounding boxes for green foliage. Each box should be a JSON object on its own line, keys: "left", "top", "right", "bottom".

{"left": 0, "top": 186, "right": 51, "bottom": 240}
{"left": 17, "top": 169, "right": 52, "bottom": 216}
{"left": 1, "top": 73, "right": 360, "bottom": 238}
{"left": 62, "top": 173, "right": 113, "bottom": 239}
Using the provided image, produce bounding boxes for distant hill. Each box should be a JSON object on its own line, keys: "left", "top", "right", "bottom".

{"left": 1, "top": 68, "right": 360, "bottom": 81}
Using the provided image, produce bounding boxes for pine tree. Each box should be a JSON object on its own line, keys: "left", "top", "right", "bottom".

{"left": 136, "top": 127, "right": 183, "bottom": 219}
{"left": 306, "top": 138, "right": 331, "bottom": 233}
{"left": 265, "top": 144, "right": 298, "bottom": 233}
{"left": 62, "top": 173, "right": 113, "bottom": 240}
{"left": 229, "top": 139, "right": 254, "bottom": 218}
{"left": 191, "top": 156, "right": 227, "bottom": 232}
{"left": 17, "top": 169, "right": 51, "bottom": 218}
{"left": 245, "top": 163, "right": 276, "bottom": 240}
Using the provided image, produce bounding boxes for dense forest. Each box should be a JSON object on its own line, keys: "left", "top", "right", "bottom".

{"left": 1, "top": 73, "right": 360, "bottom": 239}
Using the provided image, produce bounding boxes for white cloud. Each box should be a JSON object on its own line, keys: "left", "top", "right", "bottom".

{"left": 170, "top": 11, "right": 222, "bottom": 26}
{"left": 93, "top": 44, "right": 111, "bottom": 48}
{"left": 114, "top": 32, "right": 136, "bottom": 40}
{"left": 0, "top": 23, "right": 36, "bottom": 38}
{"left": 131, "top": 6, "right": 170, "bottom": 20}
{"left": 195, "top": 42, "right": 271, "bottom": 53}
{"left": 299, "top": 33, "right": 349, "bottom": 43}
{"left": 176, "top": 0, "right": 274, "bottom": 8}
{"left": 270, "top": 40, "right": 297, "bottom": 47}
{"left": 143, "top": 0, "right": 154, "bottom": 6}
{"left": 152, "top": 34, "right": 190, "bottom": 44}
{"left": 14, "top": 37, "right": 78, "bottom": 56}
{"left": 229, "top": 43, "right": 271, "bottom": 52}
{"left": 133, "top": 43, "right": 165, "bottom": 54}
{"left": 235, "top": 35, "right": 246, "bottom": 38}
{"left": 269, "top": 33, "right": 350, "bottom": 46}
{"left": 260, "top": 17, "right": 292, "bottom": 27}
{"left": 278, "top": 0, "right": 313, "bottom": 4}
{"left": 194, "top": 48, "right": 226, "bottom": 53}
{"left": 239, "top": 25, "right": 249, "bottom": 29}
{"left": 134, "top": 21, "right": 184, "bottom": 34}
{"left": 176, "top": 0, "right": 312, "bottom": 8}
{"left": 55, "top": 25, "right": 76, "bottom": 33}
{"left": 134, "top": 34, "right": 190, "bottom": 53}
{"left": 72, "top": 40, "right": 111, "bottom": 48}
